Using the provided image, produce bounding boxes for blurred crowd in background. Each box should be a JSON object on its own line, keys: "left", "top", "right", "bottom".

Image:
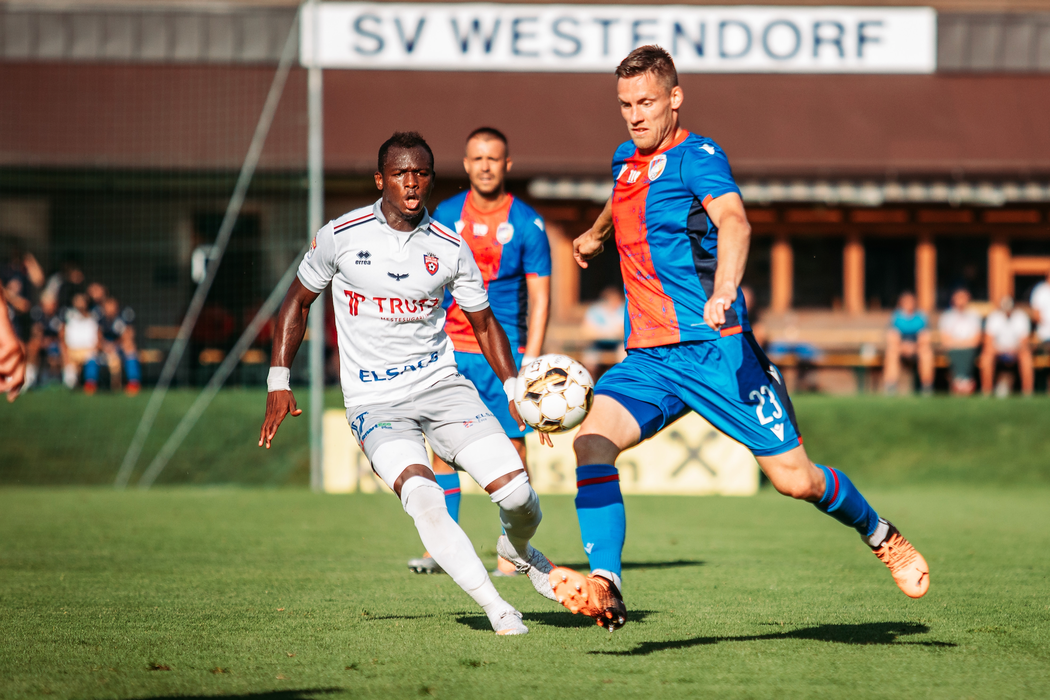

{"left": 6, "top": 236, "right": 1050, "bottom": 399}
{"left": 2, "top": 242, "right": 140, "bottom": 395}
{"left": 881, "top": 275, "right": 1050, "bottom": 397}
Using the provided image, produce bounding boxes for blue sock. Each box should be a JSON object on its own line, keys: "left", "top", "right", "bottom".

{"left": 575, "top": 464, "right": 625, "bottom": 580}
{"left": 814, "top": 464, "right": 880, "bottom": 537}
{"left": 435, "top": 472, "right": 461, "bottom": 523}
{"left": 83, "top": 358, "right": 99, "bottom": 384}
{"left": 124, "top": 354, "right": 141, "bottom": 383}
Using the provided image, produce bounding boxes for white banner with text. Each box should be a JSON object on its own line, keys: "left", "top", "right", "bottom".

{"left": 301, "top": 3, "right": 936, "bottom": 73}
{"left": 323, "top": 409, "right": 759, "bottom": 496}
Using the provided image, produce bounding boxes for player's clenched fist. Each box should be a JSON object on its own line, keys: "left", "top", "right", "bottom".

{"left": 259, "top": 389, "right": 302, "bottom": 449}
{"left": 703, "top": 287, "right": 737, "bottom": 332}
{"left": 573, "top": 228, "right": 607, "bottom": 269}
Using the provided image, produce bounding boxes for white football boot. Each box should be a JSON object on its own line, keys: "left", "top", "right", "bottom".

{"left": 497, "top": 535, "right": 557, "bottom": 601}
{"left": 491, "top": 607, "right": 529, "bottom": 636}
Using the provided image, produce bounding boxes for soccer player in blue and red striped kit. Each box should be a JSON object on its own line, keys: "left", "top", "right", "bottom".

{"left": 548, "top": 46, "right": 930, "bottom": 630}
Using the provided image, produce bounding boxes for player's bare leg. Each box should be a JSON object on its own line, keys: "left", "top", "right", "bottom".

{"left": 549, "top": 395, "right": 638, "bottom": 630}
{"left": 758, "top": 445, "right": 930, "bottom": 598}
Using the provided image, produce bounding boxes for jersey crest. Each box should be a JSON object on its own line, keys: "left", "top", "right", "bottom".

{"left": 648, "top": 154, "right": 667, "bottom": 181}
{"left": 496, "top": 222, "right": 514, "bottom": 244}
{"left": 424, "top": 253, "right": 439, "bottom": 275}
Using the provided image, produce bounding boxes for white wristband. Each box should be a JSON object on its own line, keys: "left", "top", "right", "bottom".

{"left": 503, "top": 377, "right": 517, "bottom": 403}
{"left": 267, "top": 367, "right": 291, "bottom": 393}
{"left": 522, "top": 355, "right": 538, "bottom": 368}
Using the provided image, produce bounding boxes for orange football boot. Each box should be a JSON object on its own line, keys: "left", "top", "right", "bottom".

{"left": 492, "top": 555, "right": 519, "bottom": 577}
{"left": 872, "top": 522, "right": 930, "bottom": 598}
{"left": 549, "top": 566, "right": 627, "bottom": 631}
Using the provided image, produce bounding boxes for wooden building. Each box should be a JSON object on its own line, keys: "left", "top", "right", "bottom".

{"left": 2, "top": 0, "right": 1049, "bottom": 385}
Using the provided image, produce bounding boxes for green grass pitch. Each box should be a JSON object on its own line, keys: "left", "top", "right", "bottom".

{"left": 2, "top": 486, "right": 1049, "bottom": 699}
{"left": 2, "top": 393, "right": 1050, "bottom": 698}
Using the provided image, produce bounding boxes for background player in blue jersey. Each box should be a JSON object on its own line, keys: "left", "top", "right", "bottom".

{"left": 407, "top": 127, "right": 553, "bottom": 576}
{"left": 547, "top": 46, "right": 930, "bottom": 630}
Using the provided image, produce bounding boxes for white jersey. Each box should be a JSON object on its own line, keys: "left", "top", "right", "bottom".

{"left": 1030, "top": 281, "right": 1050, "bottom": 342}
{"left": 63, "top": 309, "right": 98, "bottom": 351}
{"left": 297, "top": 200, "right": 489, "bottom": 407}
{"left": 984, "top": 309, "right": 1031, "bottom": 353}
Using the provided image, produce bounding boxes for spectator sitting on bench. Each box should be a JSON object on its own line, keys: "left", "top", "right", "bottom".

{"left": 980, "top": 295, "right": 1033, "bottom": 397}
{"left": 98, "top": 295, "right": 141, "bottom": 396}
{"left": 884, "top": 290, "right": 934, "bottom": 395}
{"left": 1030, "top": 271, "right": 1050, "bottom": 390}
{"left": 938, "top": 287, "right": 983, "bottom": 396}
{"left": 25, "top": 292, "right": 63, "bottom": 389}
{"left": 581, "top": 285, "right": 626, "bottom": 379}
{"left": 61, "top": 292, "right": 100, "bottom": 393}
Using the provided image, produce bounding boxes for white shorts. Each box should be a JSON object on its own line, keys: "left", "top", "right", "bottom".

{"left": 346, "top": 373, "right": 513, "bottom": 490}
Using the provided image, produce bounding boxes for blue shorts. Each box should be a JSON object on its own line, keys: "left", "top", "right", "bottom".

{"left": 594, "top": 332, "right": 802, "bottom": 457}
{"left": 454, "top": 350, "right": 529, "bottom": 439}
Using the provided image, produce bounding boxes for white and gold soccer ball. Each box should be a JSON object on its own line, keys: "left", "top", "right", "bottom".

{"left": 514, "top": 354, "right": 594, "bottom": 433}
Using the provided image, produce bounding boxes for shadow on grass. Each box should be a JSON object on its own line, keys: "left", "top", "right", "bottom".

{"left": 128, "top": 689, "right": 342, "bottom": 700}
{"left": 555, "top": 560, "right": 703, "bottom": 571}
{"left": 456, "top": 610, "right": 656, "bottom": 631}
{"left": 592, "top": 621, "right": 956, "bottom": 656}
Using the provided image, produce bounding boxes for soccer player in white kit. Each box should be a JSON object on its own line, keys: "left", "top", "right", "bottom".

{"left": 259, "top": 132, "right": 555, "bottom": 635}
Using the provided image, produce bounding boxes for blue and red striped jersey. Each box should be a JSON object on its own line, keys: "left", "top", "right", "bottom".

{"left": 611, "top": 130, "right": 749, "bottom": 349}
{"left": 432, "top": 192, "right": 551, "bottom": 353}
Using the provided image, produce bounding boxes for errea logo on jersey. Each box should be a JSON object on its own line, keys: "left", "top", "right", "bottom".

{"left": 700, "top": 144, "right": 716, "bottom": 155}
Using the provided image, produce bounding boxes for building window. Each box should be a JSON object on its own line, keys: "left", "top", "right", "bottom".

{"left": 865, "top": 237, "right": 916, "bottom": 310}
{"left": 579, "top": 243, "right": 624, "bottom": 302}
{"left": 1012, "top": 238, "right": 1050, "bottom": 303}
{"left": 742, "top": 236, "right": 771, "bottom": 310}
{"left": 793, "top": 236, "right": 843, "bottom": 308}
{"left": 936, "top": 236, "right": 989, "bottom": 305}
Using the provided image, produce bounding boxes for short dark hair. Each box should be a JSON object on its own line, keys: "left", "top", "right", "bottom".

{"left": 377, "top": 131, "right": 434, "bottom": 173}
{"left": 615, "top": 45, "right": 678, "bottom": 91}
{"left": 466, "top": 126, "right": 508, "bottom": 150}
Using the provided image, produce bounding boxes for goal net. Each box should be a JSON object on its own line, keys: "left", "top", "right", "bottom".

{"left": 0, "top": 4, "right": 314, "bottom": 486}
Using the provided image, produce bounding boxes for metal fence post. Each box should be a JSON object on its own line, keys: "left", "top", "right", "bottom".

{"left": 306, "top": 0, "right": 325, "bottom": 493}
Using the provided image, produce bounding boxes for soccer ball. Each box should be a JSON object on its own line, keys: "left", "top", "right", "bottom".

{"left": 514, "top": 354, "right": 594, "bottom": 433}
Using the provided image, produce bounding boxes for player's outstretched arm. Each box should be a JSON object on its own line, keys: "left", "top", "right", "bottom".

{"left": 259, "top": 278, "right": 319, "bottom": 449}
{"left": 702, "top": 193, "right": 751, "bottom": 332}
{"left": 464, "top": 306, "right": 553, "bottom": 447}
{"left": 0, "top": 287, "right": 26, "bottom": 402}
{"left": 573, "top": 198, "right": 614, "bottom": 269}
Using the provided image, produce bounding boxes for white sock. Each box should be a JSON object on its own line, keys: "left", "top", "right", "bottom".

{"left": 492, "top": 476, "right": 540, "bottom": 558}
{"left": 62, "top": 364, "right": 77, "bottom": 389}
{"left": 592, "top": 569, "right": 622, "bottom": 591}
{"left": 24, "top": 364, "right": 37, "bottom": 389}
{"left": 865, "top": 518, "right": 891, "bottom": 548}
{"left": 400, "top": 477, "right": 509, "bottom": 618}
